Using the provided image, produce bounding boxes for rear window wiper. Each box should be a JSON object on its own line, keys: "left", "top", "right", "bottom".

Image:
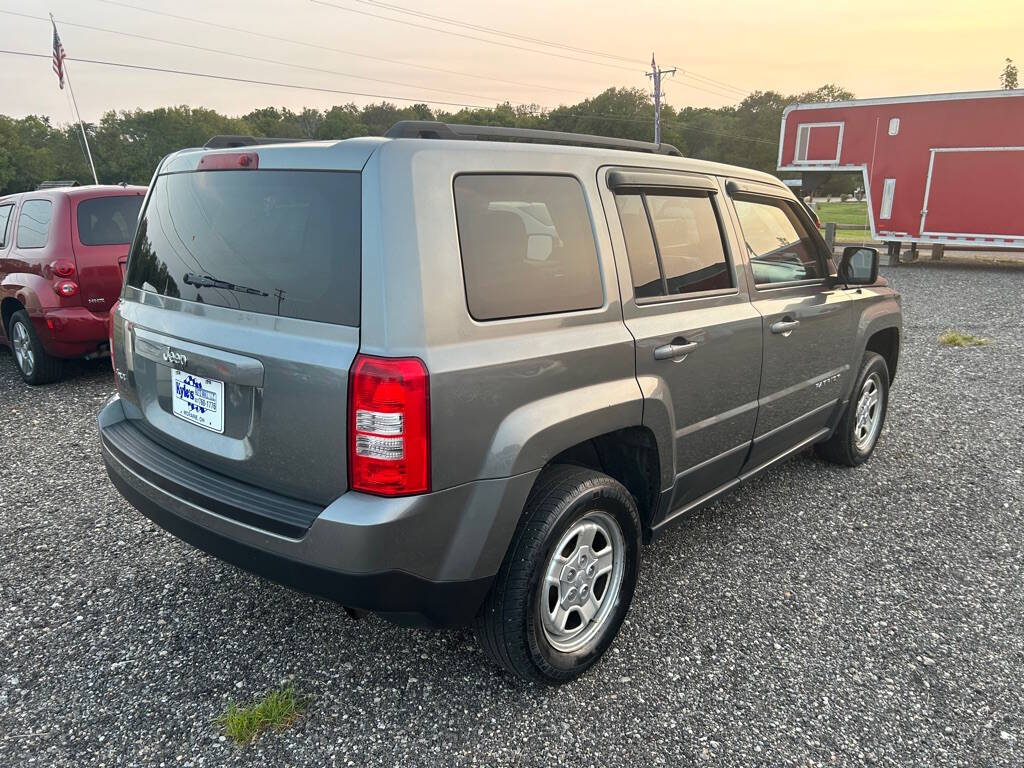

{"left": 184, "top": 272, "right": 269, "bottom": 297}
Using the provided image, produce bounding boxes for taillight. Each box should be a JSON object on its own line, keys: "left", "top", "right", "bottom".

{"left": 349, "top": 355, "right": 430, "bottom": 496}
{"left": 54, "top": 280, "right": 78, "bottom": 297}
{"left": 197, "top": 152, "right": 259, "bottom": 171}
{"left": 52, "top": 260, "right": 76, "bottom": 278}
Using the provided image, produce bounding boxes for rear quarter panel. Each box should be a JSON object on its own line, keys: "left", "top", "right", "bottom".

{"left": 360, "top": 142, "right": 643, "bottom": 491}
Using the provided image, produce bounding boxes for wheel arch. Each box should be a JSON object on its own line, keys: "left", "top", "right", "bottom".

{"left": 865, "top": 325, "right": 900, "bottom": 384}
{"left": 2, "top": 273, "right": 57, "bottom": 316}
{"left": 546, "top": 425, "right": 662, "bottom": 533}
{"left": 1, "top": 295, "right": 25, "bottom": 334}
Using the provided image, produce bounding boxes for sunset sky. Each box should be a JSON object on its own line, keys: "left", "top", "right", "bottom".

{"left": 0, "top": 0, "right": 1020, "bottom": 122}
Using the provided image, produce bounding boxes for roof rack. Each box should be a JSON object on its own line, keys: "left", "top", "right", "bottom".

{"left": 384, "top": 121, "right": 683, "bottom": 157}
{"left": 203, "top": 135, "right": 311, "bottom": 149}
{"left": 36, "top": 180, "right": 79, "bottom": 190}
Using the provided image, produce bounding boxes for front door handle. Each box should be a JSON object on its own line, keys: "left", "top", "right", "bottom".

{"left": 770, "top": 319, "right": 801, "bottom": 336}
{"left": 653, "top": 341, "right": 698, "bottom": 360}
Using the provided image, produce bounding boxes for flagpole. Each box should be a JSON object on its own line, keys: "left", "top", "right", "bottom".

{"left": 51, "top": 14, "right": 98, "bottom": 185}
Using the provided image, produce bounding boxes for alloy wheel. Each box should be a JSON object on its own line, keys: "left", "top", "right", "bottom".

{"left": 11, "top": 320, "right": 35, "bottom": 377}
{"left": 538, "top": 510, "right": 626, "bottom": 654}
{"left": 854, "top": 372, "right": 883, "bottom": 451}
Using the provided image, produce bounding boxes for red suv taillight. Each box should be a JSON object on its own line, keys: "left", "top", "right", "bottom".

{"left": 348, "top": 354, "right": 430, "bottom": 496}
{"left": 52, "top": 259, "right": 76, "bottom": 278}
{"left": 54, "top": 280, "right": 79, "bottom": 297}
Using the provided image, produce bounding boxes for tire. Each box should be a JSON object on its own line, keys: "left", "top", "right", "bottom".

{"left": 474, "top": 465, "right": 642, "bottom": 684}
{"left": 7, "top": 310, "right": 63, "bottom": 385}
{"left": 816, "top": 351, "right": 889, "bottom": 467}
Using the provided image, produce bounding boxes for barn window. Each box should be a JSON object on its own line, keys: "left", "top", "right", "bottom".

{"left": 793, "top": 122, "right": 843, "bottom": 164}
{"left": 888, "top": 118, "right": 900, "bottom": 136}
{"left": 880, "top": 178, "right": 896, "bottom": 219}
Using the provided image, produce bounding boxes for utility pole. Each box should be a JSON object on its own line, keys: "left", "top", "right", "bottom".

{"left": 646, "top": 53, "right": 676, "bottom": 146}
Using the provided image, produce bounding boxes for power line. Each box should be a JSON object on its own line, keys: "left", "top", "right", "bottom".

{"left": 676, "top": 70, "right": 749, "bottom": 96}
{"left": 309, "top": 0, "right": 643, "bottom": 73}
{"left": 2, "top": 9, "right": 510, "bottom": 104}
{"left": 90, "top": 0, "right": 749, "bottom": 102}
{"left": 343, "top": 0, "right": 750, "bottom": 97}
{"left": 344, "top": 0, "right": 753, "bottom": 98}
{"left": 0, "top": 49, "right": 494, "bottom": 109}
{"left": 662, "top": 78, "right": 745, "bottom": 101}
{"left": 349, "top": 0, "right": 642, "bottom": 66}
{"left": 0, "top": 50, "right": 773, "bottom": 145}
{"left": 665, "top": 121, "right": 775, "bottom": 144}
{"left": 94, "top": 0, "right": 591, "bottom": 99}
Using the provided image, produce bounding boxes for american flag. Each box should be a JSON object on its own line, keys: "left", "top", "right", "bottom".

{"left": 52, "top": 23, "right": 66, "bottom": 90}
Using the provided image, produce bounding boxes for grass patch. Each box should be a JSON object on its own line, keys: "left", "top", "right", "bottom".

{"left": 218, "top": 686, "right": 303, "bottom": 745}
{"left": 938, "top": 330, "right": 990, "bottom": 348}
{"left": 814, "top": 201, "right": 869, "bottom": 230}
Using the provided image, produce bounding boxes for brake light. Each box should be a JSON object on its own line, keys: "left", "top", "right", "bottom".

{"left": 52, "top": 260, "right": 76, "bottom": 278}
{"left": 349, "top": 355, "right": 430, "bottom": 496}
{"left": 54, "top": 280, "right": 78, "bottom": 297}
{"left": 197, "top": 152, "right": 259, "bottom": 171}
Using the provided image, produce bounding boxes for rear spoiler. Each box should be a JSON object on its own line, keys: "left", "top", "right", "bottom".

{"left": 203, "top": 135, "right": 312, "bottom": 149}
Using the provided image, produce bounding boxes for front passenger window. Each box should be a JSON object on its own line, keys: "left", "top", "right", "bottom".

{"left": 615, "top": 191, "right": 732, "bottom": 300}
{"left": 733, "top": 196, "right": 826, "bottom": 285}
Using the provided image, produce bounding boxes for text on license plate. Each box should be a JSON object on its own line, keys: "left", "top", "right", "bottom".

{"left": 171, "top": 369, "right": 224, "bottom": 433}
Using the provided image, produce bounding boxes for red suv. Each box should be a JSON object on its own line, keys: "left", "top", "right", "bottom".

{"left": 0, "top": 184, "right": 146, "bottom": 383}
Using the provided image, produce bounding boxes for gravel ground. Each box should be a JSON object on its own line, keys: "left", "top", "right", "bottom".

{"left": 1, "top": 264, "right": 1022, "bottom": 767}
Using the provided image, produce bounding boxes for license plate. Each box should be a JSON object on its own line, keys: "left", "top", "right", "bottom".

{"left": 171, "top": 369, "right": 224, "bottom": 433}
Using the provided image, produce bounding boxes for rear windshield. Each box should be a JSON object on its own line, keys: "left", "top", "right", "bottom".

{"left": 125, "top": 170, "right": 360, "bottom": 326}
{"left": 77, "top": 195, "right": 144, "bottom": 245}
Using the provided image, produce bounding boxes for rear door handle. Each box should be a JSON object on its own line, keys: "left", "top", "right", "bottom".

{"left": 653, "top": 341, "right": 698, "bottom": 360}
{"left": 770, "top": 319, "right": 800, "bottom": 335}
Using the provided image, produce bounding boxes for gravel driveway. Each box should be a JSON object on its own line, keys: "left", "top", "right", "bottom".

{"left": 1, "top": 264, "right": 1022, "bottom": 767}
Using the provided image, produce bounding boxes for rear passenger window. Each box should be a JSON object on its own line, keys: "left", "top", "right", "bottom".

{"left": 454, "top": 175, "right": 603, "bottom": 320}
{"left": 733, "top": 196, "right": 826, "bottom": 285}
{"left": 16, "top": 200, "right": 53, "bottom": 249}
{"left": 615, "top": 191, "right": 732, "bottom": 300}
{"left": 0, "top": 204, "right": 13, "bottom": 248}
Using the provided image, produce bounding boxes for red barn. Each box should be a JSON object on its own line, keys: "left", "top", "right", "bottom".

{"left": 777, "top": 89, "right": 1024, "bottom": 250}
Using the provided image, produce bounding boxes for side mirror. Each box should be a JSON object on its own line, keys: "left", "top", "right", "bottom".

{"left": 839, "top": 246, "right": 879, "bottom": 285}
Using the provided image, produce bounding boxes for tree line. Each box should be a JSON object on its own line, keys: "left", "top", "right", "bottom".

{"left": 0, "top": 84, "right": 856, "bottom": 197}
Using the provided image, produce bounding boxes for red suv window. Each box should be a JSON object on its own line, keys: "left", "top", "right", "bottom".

{"left": 77, "top": 196, "right": 144, "bottom": 246}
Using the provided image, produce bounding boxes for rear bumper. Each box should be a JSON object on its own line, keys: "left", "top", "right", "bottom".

{"left": 98, "top": 395, "right": 538, "bottom": 627}
{"left": 32, "top": 307, "right": 109, "bottom": 358}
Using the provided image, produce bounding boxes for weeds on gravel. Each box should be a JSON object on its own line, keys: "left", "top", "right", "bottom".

{"left": 938, "top": 330, "right": 989, "bottom": 348}
{"left": 218, "top": 686, "right": 303, "bottom": 745}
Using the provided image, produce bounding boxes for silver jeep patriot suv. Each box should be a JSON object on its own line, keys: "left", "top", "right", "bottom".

{"left": 99, "top": 122, "right": 901, "bottom": 684}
